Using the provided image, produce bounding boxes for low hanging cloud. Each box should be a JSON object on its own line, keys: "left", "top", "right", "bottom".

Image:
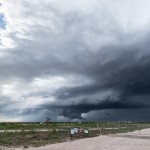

{"left": 0, "top": 0, "right": 150, "bottom": 121}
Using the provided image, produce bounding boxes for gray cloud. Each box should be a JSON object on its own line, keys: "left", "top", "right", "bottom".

{"left": 1, "top": 0, "right": 150, "bottom": 121}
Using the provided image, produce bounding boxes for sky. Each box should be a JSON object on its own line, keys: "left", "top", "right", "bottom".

{"left": 0, "top": 0, "right": 150, "bottom": 122}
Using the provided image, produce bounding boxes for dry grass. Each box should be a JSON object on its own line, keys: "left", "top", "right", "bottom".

{"left": 0, "top": 130, "right": 69, "bottom": 147}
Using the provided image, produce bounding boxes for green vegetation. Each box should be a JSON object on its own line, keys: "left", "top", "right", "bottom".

{"left": 0, "top": 122, "right": 150, "bottom": 148}
{"left": 0, "top": 130, "right": 69, "bottom": 148}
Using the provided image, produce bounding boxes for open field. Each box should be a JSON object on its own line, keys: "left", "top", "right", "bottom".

{"left": 0, "top": 122, "right": 150, "bottom": 149}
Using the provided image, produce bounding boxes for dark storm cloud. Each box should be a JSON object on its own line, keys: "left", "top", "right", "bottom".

{"left": 1, "top": 33, "right": 150, "bottom": 121}
{"left": 1, "top": 0, "right": 150, "bottom": 121}
{"left": 52, "top": 41, "right": 150, "bottom": 94}
{"left": 42, "top": 96, "right": 150, "bottom": 119}
{"left": 55, "top": 84, "right": 103, "bottom": 99}
{"left": 43, "top": 38, "right": 150, "bottom": 120}
{"left": 5, "top": 34, "right": 150, "bottom": 121}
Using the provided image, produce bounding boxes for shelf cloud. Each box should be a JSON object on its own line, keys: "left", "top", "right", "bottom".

{"left": 0, "top": 0, "right": 150, "bottom": 121}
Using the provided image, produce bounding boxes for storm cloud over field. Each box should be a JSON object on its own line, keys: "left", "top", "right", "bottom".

{"left": 0, "top": 0, "right": 150, "bottom": 122}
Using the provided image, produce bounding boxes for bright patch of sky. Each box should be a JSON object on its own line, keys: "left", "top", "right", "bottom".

{"left": 0, "top": 13, "right": 6, "bottom": 29}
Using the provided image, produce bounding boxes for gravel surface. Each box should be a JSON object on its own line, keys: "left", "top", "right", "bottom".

{"left": 2, "top": 128, "right": 150, "bottom": 150}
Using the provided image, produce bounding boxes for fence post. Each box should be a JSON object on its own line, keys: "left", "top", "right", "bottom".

{"left": 96, "top": 123, "right": 102, "bottom": 135}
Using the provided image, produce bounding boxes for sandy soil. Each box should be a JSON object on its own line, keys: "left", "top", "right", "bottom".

{"left": 3, "top": 128, "right": 150, "bottom": 150}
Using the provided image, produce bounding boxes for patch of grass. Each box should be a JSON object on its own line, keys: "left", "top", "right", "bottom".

{"left": 0, "top": 131, "right": 66, "bottom": 147}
